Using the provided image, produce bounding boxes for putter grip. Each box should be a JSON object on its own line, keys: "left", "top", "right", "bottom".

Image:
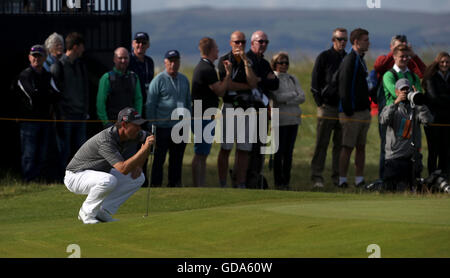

{"left": 150, "top": 125, "right": 156, "bottom": 154}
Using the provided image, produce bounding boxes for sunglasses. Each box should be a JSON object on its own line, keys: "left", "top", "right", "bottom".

{"left": 31, "top": 53, "right": 43, "bottom": 58}
{"left": 233, "top": 40, "right": 246, "bottom": 45}
{"left": 256, "top": 39, "right": 269, "bottom": 44}
{"left": 334, "top": 37, "right": 348, "bottom": 42}
{"left": 277, "top": 61, "right": 289, "bottom": 66}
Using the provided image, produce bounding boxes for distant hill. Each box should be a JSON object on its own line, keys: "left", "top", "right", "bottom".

{"left": 133, "top": 7, "right": 450, "bottom": 64}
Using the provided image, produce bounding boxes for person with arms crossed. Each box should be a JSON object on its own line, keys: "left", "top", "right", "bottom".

{"left": 270, "top": 52, "right": 305, "bottom": 190}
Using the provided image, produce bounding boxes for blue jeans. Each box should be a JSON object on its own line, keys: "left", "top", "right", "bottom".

{"left": 56, "top": 115, "right": 87, "bottom": 175}
{"left": 20, "top": 122, "right": 52, "bottom": 182}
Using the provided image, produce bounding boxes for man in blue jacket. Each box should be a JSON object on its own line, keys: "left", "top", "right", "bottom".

{"left": 338, "top": 28, "right": 371, "bottom": 188}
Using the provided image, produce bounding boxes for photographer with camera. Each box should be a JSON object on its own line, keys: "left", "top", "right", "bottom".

{"left": 64, "top": 107, "right": 155, "bottom": 224}
{"left": 379, "top": 79, "right": 433, "bottom": 191}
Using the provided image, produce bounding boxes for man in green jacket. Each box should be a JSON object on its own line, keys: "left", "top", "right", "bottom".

{"left": 383, "top": 45, "right": 422, "bottom": 106}
{"left": 97, "top": 47, "right": 143, "bottom": 127}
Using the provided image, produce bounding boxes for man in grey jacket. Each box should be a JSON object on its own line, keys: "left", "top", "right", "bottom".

{"left": 380, "top": 78, "right": 433, "bottom": 191}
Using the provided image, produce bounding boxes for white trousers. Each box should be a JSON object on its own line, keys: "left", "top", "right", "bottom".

{"left": 64, "top": 168, "right": 144, "bottom": 217}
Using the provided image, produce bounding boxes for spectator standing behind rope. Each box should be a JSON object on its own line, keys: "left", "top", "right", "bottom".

{"left": 128, "top": 32, "right": 155, "bottom": 188}
{"left": 129, "top": 32, "right": 155, "bottom": 117}
{"left": 217, "top": 31, "right": 259, "bottom": 189}
{"left": 338, "top": 28, "right": 371, "bottom": 188}
{"left": 16, "top": 45, "right": 60, "bottom": 182}
{"left": 310, "top": 27, "right": 347, "bottom": 188}
{"left": 50, "top": 32, "right": 89, "bottom": 180}
{"left": 43, "top": 32, "right": 65, "bottom": 181}
{"left": 97, "top": 47, "right": 143, "bottom": 128}
{"left": 422, "top": 52, "right": 450, "bottom": 177}
{"left": 191, "top": 37, "right": 231, "bottom": 187}
{"left": 146, "top": 50, "right": 191, "bottom": 187}
{"left": 270, "top": 52, "right": 305, "bottom": 190}
{"left": 245, "top": 30, "right": 279, "bottom": 189}
{"left": 43, "top": 32, "right": 64, "bottom": 72}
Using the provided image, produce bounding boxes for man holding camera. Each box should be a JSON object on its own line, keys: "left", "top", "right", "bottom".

{"left": 217, "top": 30, "right": 259, "bottom": 188}
{"left": 380, "top": 79, "right": 433, "bottom": 191}
{"left": 64, "top": 107, "right": 155, "bottom": 224}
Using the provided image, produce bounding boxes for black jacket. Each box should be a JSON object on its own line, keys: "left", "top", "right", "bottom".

{"left": 425, "top": 72, "right": 450, "bottom": 123}
{"left": 246, "top": 50, "right": 279, "bottom": 99}
{"left": 338, "top": 49, "right": 371, "bottom": 116}
{"left": 218, "top": 51, "right": 252, "bottom": 105}
{"left": 15, "top": 66, "right": 60, "bottom": 119}
{"left": 311, "top": 47, "right": 346, "bottom": 107}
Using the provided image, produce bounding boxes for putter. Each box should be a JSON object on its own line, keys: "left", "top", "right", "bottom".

{"left": 144, "top": 124, "right": 156, "bottom": 218}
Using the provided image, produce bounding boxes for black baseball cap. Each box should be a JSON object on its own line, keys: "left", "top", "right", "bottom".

{"left": 30, "top": 44, "right": 47, "bottom": 56}
{"left": 164, "top": 49, "right": 180, "bottom": 59}
{"left": 134, "top": 32, "right": 149, "bottom": 41}
{"left": 117, "top": 107, "right": 147, "bottom": 125}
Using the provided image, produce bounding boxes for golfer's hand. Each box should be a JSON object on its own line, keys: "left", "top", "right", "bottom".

{"left": 131, "top": 167, "right": 142, "bottom": 180}
{"left": 142, "top": 135, "right": 155, "bottom": 152}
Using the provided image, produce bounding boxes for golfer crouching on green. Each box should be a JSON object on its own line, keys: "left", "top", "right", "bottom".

{"left": 64, "top": 107, "right": 155, "bottom": 224}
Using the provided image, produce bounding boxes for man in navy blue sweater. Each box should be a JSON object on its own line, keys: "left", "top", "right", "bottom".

{"left": 337, "top": 28, "right": 371, "bottom": 188}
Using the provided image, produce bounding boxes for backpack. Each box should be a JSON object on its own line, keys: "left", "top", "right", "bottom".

{"left": 368, "top": 69, "right": 379, "bottom": 104}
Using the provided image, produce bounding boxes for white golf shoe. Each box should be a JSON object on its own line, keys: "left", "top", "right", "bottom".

{"left": 78, "top": 209, "right": 100, "bottom": 224}
{"left": 96, "top": 208, "right": 118, "bottom": 223}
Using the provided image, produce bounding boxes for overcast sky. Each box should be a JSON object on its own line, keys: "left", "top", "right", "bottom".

{"left": 132, "top": 0, "right": 450, "bottom": 13}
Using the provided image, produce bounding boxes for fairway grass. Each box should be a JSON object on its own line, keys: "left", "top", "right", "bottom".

{"left": 0, "top": 185, "right": 449, "bottom": 258}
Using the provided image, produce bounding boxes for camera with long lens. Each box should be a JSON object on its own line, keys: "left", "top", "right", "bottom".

{"left": 424, "top": 170, "right": 450, "bottom": 193}
{"left": 435, "top": 176, "right": 450, "bottom": 193}
{"left": 406, "top": 91, "right": 426, "bottom": 106}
